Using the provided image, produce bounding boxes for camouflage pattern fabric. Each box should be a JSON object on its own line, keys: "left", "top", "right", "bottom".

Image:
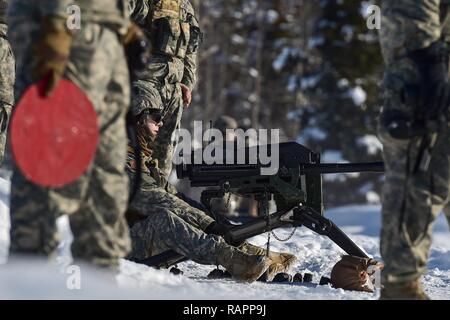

{"left": 379, "top": 1, "right": 444, "bottom": 64}
{"left": 129, "top": 0, "right": 200, "bottom": 176}
{"left": 378, "top": 0, "right": 450, "bottom": 286}
{"left": 7, "top": 0, "right": 131, "bottom": 267}
{"left": 128, "top": 0, "right": 150, "bottom": 25}
{"left": 126, "top": 143, "right": 290, "bottom": 274}
{"left": 126, "top": 145, "right": 241, "bottom": 264}
{"left": 7, "top": 0, "right": 130, "bottom": 28}
{"left": 0, "top": 17, "right": 14, "bottom": 166}
{"left": 128, "top": 192, "right": 225, "bottom": 264}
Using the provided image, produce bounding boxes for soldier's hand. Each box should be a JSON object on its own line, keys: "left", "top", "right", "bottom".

{"left": 408, "top": 41, "right": 450, "bottom": 122}
{"left": 205, "top": 222, "right": 230, "bottom": 237}
{"left": 123, "top": 23, "right": 151, "bottom": 75}
{"left": 32, "top": 15, "right": 73, "bottom": 97}
{"left": 180, "top": 83, "right": 192, "bottom": 108}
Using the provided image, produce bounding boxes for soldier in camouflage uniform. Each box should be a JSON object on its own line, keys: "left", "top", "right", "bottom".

{"left": 128, "top": 0, "right": 202, "bottom": 177}
{"left": 7, "top": 0, "right": 135, "bottom": 267}
{"left": 378, "top": 0, "right": 450, "bottom": 299}
{"left": 125, "top": 103, "right": 297, "bottom": 283}
{"left": 0, "top": 0, "right": 14, "bottom": 166}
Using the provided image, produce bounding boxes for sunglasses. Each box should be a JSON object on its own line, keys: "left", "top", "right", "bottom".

{"left": 142, "top": 111, "right": 162, "bottom": 124}
{"left": 149, "top": 114, "right": 162, "bottom": 123}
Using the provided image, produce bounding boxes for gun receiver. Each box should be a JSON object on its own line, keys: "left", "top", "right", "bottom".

{"left": 177, "top": 142, "right": 384, "bottom": 214}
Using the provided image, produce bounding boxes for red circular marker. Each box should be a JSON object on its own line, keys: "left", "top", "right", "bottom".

{"left": 10, "top": 79, "right": 99, "bottom": 187}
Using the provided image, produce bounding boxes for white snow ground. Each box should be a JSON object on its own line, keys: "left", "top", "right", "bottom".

{"left": 0, "top": 177, "right": 449, "bottom": 300}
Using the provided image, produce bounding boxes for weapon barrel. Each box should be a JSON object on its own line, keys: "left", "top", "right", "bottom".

{"left": 302, "top": 162, "right": 385, "bottom": 174}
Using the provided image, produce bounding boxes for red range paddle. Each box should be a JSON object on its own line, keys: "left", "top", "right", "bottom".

{"left": 10, "top": 79, "right": 99, "bottom": 187}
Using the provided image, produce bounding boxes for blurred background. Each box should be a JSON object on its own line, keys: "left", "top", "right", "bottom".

{"left": 178, "top": 0, "right": 384, "bottom": 208}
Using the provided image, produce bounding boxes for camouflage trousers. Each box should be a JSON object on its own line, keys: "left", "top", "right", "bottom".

{"left": 8, "top": 19, "right": 131, "bottom": 267}
{"left": 0, "top": 32, "right": 14, "bottom": 166}
{"left": 379, "top": 59, "right": 450, "bottom": 284}
{"left": 127, "top": 187, "right": 236, "bottom": 265}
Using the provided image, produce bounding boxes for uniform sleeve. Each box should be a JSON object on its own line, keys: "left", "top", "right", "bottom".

{"left": 165, "top": 182, "right": 178, "bottom": 195}
{"left": 127, "top": 0, "right": 151, "bottom": 26}
{"left": 380, "top": 0, "right": 442, "bottom": 63}
{"left": 181, "top": 1, "right": 201, "bottom": 91}
{"left": 182, "top": 48, "right": 198, "bottom": 91}
{"left": 0, "top": 37, "right": 14, "bottom": 107}
{"left": 0, "top": 37, "right": 14, "bottom": 164}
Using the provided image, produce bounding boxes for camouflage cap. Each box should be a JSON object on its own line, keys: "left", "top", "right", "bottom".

{"left": 213, "top": 115, "right": 238, "bottom": 133}
{"left": 131, "top": 81, "right": 164, "bottom": 117}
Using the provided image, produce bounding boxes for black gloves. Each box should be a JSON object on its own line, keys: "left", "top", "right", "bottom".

{"left": 205, "top": 222, "right": 232, "bottom": 237}
{"left": 205, "top": 221, "right": 245, "bottom": 246}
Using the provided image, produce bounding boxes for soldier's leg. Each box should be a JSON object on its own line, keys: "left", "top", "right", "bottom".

{"left": 378, "top": 121, "right": 449, "bottom": 287}
{"left": 130, "top": 187, "right": 215, "bottom": 232}
{"left": 7, "top": 18, "right": 66, "bottom": 255}
{"left": 66, "top": 24, "right": 131, "bottom": 267}
{"left": 129, "top": 208, "right": 225, "bottom": 264}
{"left": 153, "top": 85, "right": 183, "bottom": 177}
{"left": 130, "top": 207, "right": 271, "bottom": 282}
{"left": 9, "top": 171, "right": 62, "bottom": 255}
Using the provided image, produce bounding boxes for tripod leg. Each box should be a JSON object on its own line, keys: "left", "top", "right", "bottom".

{"left": 293, "top": 207, "right": 368, "bottom": 258}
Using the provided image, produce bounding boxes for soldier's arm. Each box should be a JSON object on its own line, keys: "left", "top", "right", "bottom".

{"left": 0, "top": 38, "right": 14, "bottom": 163}
{"left": 380, "top": 0, "right": 441, "bottom": 61}
{"left": 165, "top": 182, "right": 178, "bottom": 195}
{"left": 0, "top": 38, "right": 14, "bottom": 111}
{"left": 182, "top": 49, "right": 198, "bottom": 92}
{"left": 181, "top": 3, "right": 201, "bottom": 91}
{"left": 127, "top": 0, "right": 151, "bottom": 26}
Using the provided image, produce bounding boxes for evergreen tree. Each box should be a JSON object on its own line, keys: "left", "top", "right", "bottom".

{"left": 296, "top": 0, "right": 384, "bottom": 206}
{"left": 181, "top": 0, "right": 384, "bottom": 207}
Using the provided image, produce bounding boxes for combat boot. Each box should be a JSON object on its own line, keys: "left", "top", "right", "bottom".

{"left": 380, "top": 280, "right": 430, "bottom": 300}
{"left": 239, "top": 243, "right": 297, "bottom": 273}
{"left": 217, "top": 246, "right": 271, "bottom": 283}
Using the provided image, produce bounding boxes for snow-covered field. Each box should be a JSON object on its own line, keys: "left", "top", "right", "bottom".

{"left": 0, "top": 177, "right": 449, "bottom": 300}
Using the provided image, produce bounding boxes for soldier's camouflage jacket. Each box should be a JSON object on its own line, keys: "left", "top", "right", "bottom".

{"left": 128, "top": 0, "right": 202, "bottom": 117}
{"left": 0, "top": 0, "right": 14, "bottom": 165}
{"left": 127, "top": 0, "right": 202, "bottom": 177}
{"left": 380, "top": 0, "right": 450, "bottom": 65}
{"left": 379, "top": 0, "right": 450, "bottom": 285}
{"left": 128, "top": 0, "right": 201, "bottom": 93}
{"left": 125, "top": 140, "right": 214, "bottom": 229}
{"left": 126, "top": 143, "right": 177, "bottom": 195}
